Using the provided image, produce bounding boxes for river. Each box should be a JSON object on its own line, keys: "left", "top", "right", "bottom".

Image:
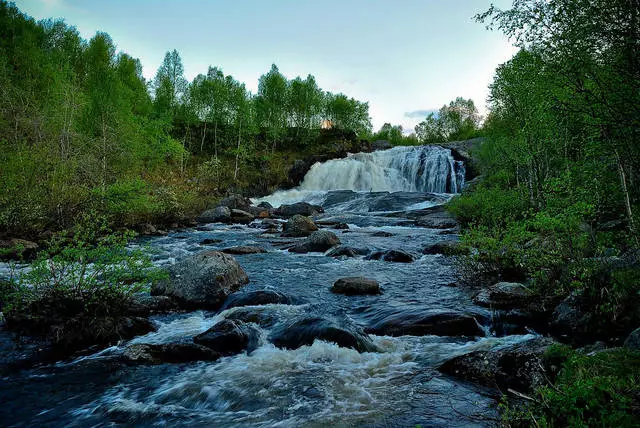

{"left": 0, "top": 145, "right": 534, "bottom": 427}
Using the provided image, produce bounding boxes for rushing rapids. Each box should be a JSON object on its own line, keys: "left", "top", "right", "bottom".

{"left": 0, "top": 146, "right": 534, "bottom": 427}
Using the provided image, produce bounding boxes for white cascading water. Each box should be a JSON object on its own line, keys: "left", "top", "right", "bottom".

{"left": 258, "top": 145, "right": 465, "bottom": 207}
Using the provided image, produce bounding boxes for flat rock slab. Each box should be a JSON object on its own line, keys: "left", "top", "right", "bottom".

{"left": 473, "top": 282, "right": 533, "bottom": 309}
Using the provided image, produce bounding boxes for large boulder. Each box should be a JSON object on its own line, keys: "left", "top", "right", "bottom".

{"left": 282, "top": 215, "right": 318, "bottom": 237}
{"left": 364, "top": 308, "right": 485, "bottom": 337}
{"left": 326, "top": 245, "right": 370, "bottom": 258}
{"left": 288, "top": 230, "right": 341, "bottom": 253}
{"left": 275, "top": 202, "right": 324, "bottom": 218}
{"left": 123, "top": 342, "right": 221, "bottom": 365}
{"left": 194, "top": 319, "right": 260, "bottom": 355}
{"left": 151, "top": 251, "right": 249, "bottom": 310}
{"left": 0, "top": 238, "right": 39, "bottom": 260}
{"left": 414, "top": 206, "right": 458, "bottom": 229}
{"left": 438, "top": 337, "right": 562, "bottom": 393}
{"left": 332, "top": 277, "right": 381, "bottom": 296}
{"left": 473, "top": 282, "right": 534, "bottom": 310}
{"left": 125, "top": 293, "right": 179, "bottom": 316}
{"left": 218, "top": 194, "right": 252, "bottom": 211}
{"left": 269, "top": 317, "right": 377, "bottom": 353}
{"left": 222, "top": 289, "right": 293, "bottom": 309}
{"left": 230, "top": 209, "right": 255, "bottom": 224}
{"left": 197, "top": 206, "right": 232, "bottom": 224}
{"left": 624, "top": 327, "right": 640, "bottom": 350}
{"left": 366, "top": 249, "right": 415, "bottom": 263}
{"left": 222, "top": 246, "right": 267, "bottom": 255}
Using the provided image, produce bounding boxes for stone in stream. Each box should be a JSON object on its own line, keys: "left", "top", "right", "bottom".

{"left": 625, "top": 327, "right": 640, "bottom": 350}
{"left": 230, "top": 209, "right": 255, "bottom": 224}
{"left": 197, "top": 206, "right": 232, "bottom": 224}
{"left": 194, "top": 319, "right": 261, "bottom": 355}
{"left": 282, "top": 215, "right": 318, "bottom": 237}
{"left": 288, "top": 230, "right": 341, "bottom": 253}
{"left": 222, "top": 246, "right": 267, "bottom": 255}
{"left": 414, "top": 206, "right": 458, "bottom": 229}
{"left": 332, "top": 277, "right": 381, "bottom": 296}
{"left": 438, "top": 337, "right": 563, "bottom": 393}
{"left": 269, "top": 317, "right": 378, "bottom": 353}
{"left": 151, "top": 251, "right": 249, "bottom": 310}
{"left": 473, "top": 282, "right": 534, "bottom": 309}
{"left": 325, "top": 245, "right": 370, "bottom": 258}
{"left": 123, "top": 343, "right": 221, "bottom": 365}
{"left": 125, "top": 293, "right": 180, "bottom": 316}
{"left": 371, "top": 231, "right": 394, "bottom": 237}
{"left": 218, "top": 194, "right": 253, "bottom": 211}
{"left": 222, "top": 289, "right": 293, "bottom": 309}
{"left": 366, "top": 249, "right": 415, "bottom": 263}
{"left": 364, "top": 309, "right": 485, "bottom": 337}
{"left": 275, "top": 202, "right": 324, "bottom": 218}
{"left": 200, "top": 238, "right": 223, "bottom": 245}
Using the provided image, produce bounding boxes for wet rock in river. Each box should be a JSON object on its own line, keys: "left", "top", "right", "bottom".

{"left": 282, "top": 215, "right": 318, "bottom": 237}
{"left": 473, "top": 282, "right": 534, "bottom": 310}
{"left": 288, "top": 230, "right": 341, "bottom": 253}
{"left": 372, "top": 231, "right": 394, "bottom": 237}
{"left": 332, "top": 277, "right": 381, "bottom": 296}
{"left": 200, "top": 238, "right": 223, "bottom": 245}
{"left": 269, "top": 316, "right": 378, "bottom": 353}
{"left": 125, "top": 293, "right": 180, "bottom": 316}
{"left": 275, "top": 202, "right": 324, "bottom": 218}
{"left": 0, "top": 238, "right": 39, "bottom": 260}
{"left": 223, "top": 289, "right": 293, "bottom": 309}
{"left": 326, "top": 245, "right": 370, "bottom": 258}
{"left": 230, "top": 209, "right": 255, "bottom": 224}
{"left": 222, "top": 246, "right": 267, "bottom": 255}
{"left": 123, "top": 342, "right": 221, "bottom": 365}
{"left": 197, "top": 206, "right": 232, "bottom": 224}
{"left": 438, "top": 337, "right": 562, "bottom": 393}
{"left": 194, "top": 319, "right": 260, "bottom": 355}
{"left": 366, "top": 249, "right": 415, "bottom": 263}
{"left": 151, "top": 251, "right": 249, "bottom": 310}
{"left": 218, "top": 194, "right": 253, "bottom": 211}
{"left": 364, "top": 309, "right": 485, "bottom": 337}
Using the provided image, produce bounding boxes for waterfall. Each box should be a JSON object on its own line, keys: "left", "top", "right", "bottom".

{"left": 257, "top": 145, "right": 465, "bottom": 207}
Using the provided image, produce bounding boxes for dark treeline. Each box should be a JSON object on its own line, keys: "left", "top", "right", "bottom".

{"left": 0, "top": 1, "right": 372, "bottom": 236}
{"left": 448, "top": 0, "right": 640, "bottom": 425}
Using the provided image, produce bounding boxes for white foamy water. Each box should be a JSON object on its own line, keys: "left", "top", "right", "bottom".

{"left": 255, "top": 145, "right": 465, "bottom": 207}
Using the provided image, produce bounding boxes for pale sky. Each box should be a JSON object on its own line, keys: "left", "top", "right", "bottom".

{"left": 15, "top": 0, "right": 517, "bottom": 131}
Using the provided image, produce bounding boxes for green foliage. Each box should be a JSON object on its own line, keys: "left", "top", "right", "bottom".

{"left": 505, "top": 348, "right": 640, "bottom": 427}
{"left": 3, "top": 215, "right": 166, "bottom": 315}
{"left": 415, "top": 97, "right": 481, "bottom": 144}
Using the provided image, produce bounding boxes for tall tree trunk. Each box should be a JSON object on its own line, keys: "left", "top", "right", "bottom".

{"left": 234, "top": 119, "right": 242, "bottom": 180}
{"left": 615, "top": 149, "right": 639, "bottom": 246}
{"left": 200, "top": 120, "right": 207, "bottom": 153}
{"left": 214, "top": 120, "right": 218, "bottom": 159}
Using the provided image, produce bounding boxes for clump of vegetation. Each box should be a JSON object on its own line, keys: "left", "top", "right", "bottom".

{"left": 1, "top": 215, "right": 166, "bottom": 346}
{"left": 503, "top": 347, "right": 640, "bottom": 427}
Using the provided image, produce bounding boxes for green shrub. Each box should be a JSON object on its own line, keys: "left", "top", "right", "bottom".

{"left": 3, "top": 215, "right": 166, "bottom": 316}
{"left": 447, "top": 186, "right": 529, "bottom": 228}
{"left": 505, "top": 348, "right": 640, "bottom": 427}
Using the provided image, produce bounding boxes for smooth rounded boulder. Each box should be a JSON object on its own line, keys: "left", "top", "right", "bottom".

{"left": 473, "top": 282, "right": 533, "bottom": 309}
{"left": 332, "top": 277, "right": 381, "bottom": 295}
{"left": 123, "top": 343, "right": 221, "bottom": 365}
{"left": 275, "top": 202, "right": 324, "bottom": 218}
{"left": 363, "top": 308, "right": 485, "bottom": 337}
{"left": 366, "top": 249, "right": 415, "bottom": 263}
{"left": 326, "top": 245, "right": 370, "bottom": 258}
{"left": 151, "top": 251, "right": 249, "bottom": 310}
{"left": 282, "top": 215, "right": 318, "bottom": 237}
{"left": 289, "top": 230, "right": 341, "bottom": 253}
{"left": 194, "top": 319, "right": 260, "bottom": 355}
{"left": 269, "top": 317, "right": 378, "bottom": 352}
{"left": 223, "top": 289, "right": 293, "bottom": 309}
{"left": 197, "top": 206, "right": 232, "bottom": 224}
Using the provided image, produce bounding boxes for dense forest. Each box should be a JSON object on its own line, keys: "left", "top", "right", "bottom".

{"left": 447, "top": 0, "right": 640, "bottom": 425}
{"left": 0, "top": 0, "right": 384, "bottom": 237}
